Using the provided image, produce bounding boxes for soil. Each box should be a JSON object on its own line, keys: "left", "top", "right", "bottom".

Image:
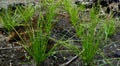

{"left": 0, "top": 0, "right": 120, "bottom": 66}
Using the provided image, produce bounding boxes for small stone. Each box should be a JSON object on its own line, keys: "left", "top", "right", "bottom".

{"left": 114, "top": 52, "right": 120, "bottom": 57}
{"left": 117, "top": 49, "right": 120, "bottom": 51}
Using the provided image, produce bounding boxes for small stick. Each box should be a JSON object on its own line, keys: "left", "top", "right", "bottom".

{"left": 0, "top": 46, "right": 22, "bottom": 50}
{"left": 59, "top": 55, "right": 78, "bottom": 66}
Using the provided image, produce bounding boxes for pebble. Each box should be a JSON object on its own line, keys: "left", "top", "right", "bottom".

{"left": 114, "top": 52, "right": 120, "bottom": 57}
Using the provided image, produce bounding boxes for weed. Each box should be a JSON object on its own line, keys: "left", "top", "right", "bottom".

{"left": 22, "top": 0, "right": 61, "bottom": 65}
{"left": 0, "top": 9, "right": 22, "bottom": 31}
{"left": 63, "top": 0, "right": 116, "bottom": 65}
{"left": 0, "top": 0, "right": 60, "bottom": 65}
{"left": 102, "top": 16, "right": 116, "bottom": 40}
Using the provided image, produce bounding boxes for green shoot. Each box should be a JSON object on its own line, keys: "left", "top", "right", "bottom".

{"left": 23, "top": 1, "right": 61, "bottom": 65}
{"left": 0, "top": 9, "right": 22, "bottom": 31}
{"left": 102, "top": 16, "right": 116, "bottom": 40}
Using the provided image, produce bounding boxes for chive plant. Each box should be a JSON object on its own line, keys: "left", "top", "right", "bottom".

{"left": 22, "top": 0, "right": 61, "bottom": 66}
{"left": 63, "top": 0, "right": 115, "bottom": 65}
{"left": 0, "top": 0, "right": 60, "bottom": 65}
{"left": 80, "top": 8, "right": 103, "bottom": 65}
{"left": 78, "top": 8, "right": 103, "bottom": 66}
{"left": 0, "top": 8, "right": 22, "bottom": 31}
{"left": 102, "top": 16, "right": 116, "bottom": 40}
{"left": 0, "top": 4, "right": 34, "bottom": 31}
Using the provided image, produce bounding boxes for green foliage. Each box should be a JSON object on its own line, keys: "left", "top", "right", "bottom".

{"left": 24, "top": 1, "right": 60, "bottom": 65}
{"left": 102, "top": 17, "right": 116, "bottom": 40}
{"left": 78, "top": 8, "right": 103, "bottom": 65}
{"left": 0, "top": 4, "right": 35, "bottom": 31}
{"left": 0, "top": 1, "right": 61, "bottom": 65}
{"left": 0, "top": 9, "right": 22, "bottom": 31}
{"left": 63, "top": 0, "right": 116, "bottom": 65}
{"left": 63, "top": 0, "right": 79, "bottom": 27}
{"left": 16, "top": 4, "right": 35, "bottom": 23}
{"left": 0, "top": 0, "right": 117, "bottom": 66}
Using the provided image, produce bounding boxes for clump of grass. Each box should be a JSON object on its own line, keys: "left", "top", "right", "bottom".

{"left": 63, "top": 0, "right": 116, "bottom": 65}
{"left": 102, "top": 16, "right": 116, "bottom": 40}
{"left": 22, "top": 1, "right": 61, "bottom": 65}
{"left": 0, "top": 8, "right": 22, "bottom": 31}
{"left": 0, "top": 4, "right": 34, "bottom": 31}
{"left": 78, "top": 8, "right": 104, "bottom": 65}
{"left": 0, "top": 0, "right": 61, "bottom": 65}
